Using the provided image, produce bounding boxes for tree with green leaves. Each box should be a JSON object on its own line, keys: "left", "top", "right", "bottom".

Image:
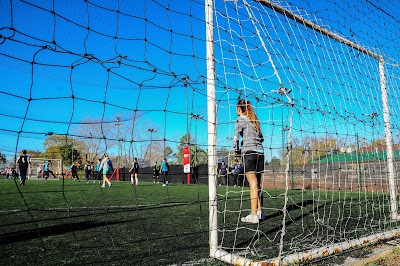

{"left": 175, "top": 133, "right": 207, "bottom": 166}
{"left": 44, "top": 135, "right": 84, "bottom": 165}
{"left": 371, "top": 138, "right": 386, "bottom": 148}
{"left": 164, "top": 146, "right": 173, "bottom": 160}
{"left": 191, "top": 145, "right": 208, "bottom": 167}
{"left": 269, "top": 157, "right": 281, "bottom": 166}
{"left": 175, "top": 133, "right": 193, "bottom": 164}
{"left": 25, "top": 150, "right": 43, "bottom": 158}
{"left": 284, "top": 136, "right": 338, "bottom": 165}
{"left": 59, "top": 143, "right": 81, "bottom": 166}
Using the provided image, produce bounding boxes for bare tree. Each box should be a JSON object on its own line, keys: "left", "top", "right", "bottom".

{"left": 72, "top": 118, "right": 117, "bottom": 163}
{"left": 289, "top": 136, "right": 338, "bottom": 165}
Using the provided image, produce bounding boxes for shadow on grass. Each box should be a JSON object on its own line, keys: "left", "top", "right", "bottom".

{"left": 233, "top": 199, "right": 320, "bottom": 249}
{"left": 0, "top": 220, "right": 126, "bottom": 245}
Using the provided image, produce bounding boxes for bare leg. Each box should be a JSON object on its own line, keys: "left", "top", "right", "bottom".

{"left": 103, "top": 174, "right": 111, "bottom": 186}
{"left": 245, "top": 171, "right": 261, "bottom": 215}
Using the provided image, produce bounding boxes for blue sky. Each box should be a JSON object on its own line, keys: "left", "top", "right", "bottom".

{"left": 0, "top": 0, "right": 210, "bottom": 160}
{"left": 0, "top": 0, "right": 399, "bottom": 162}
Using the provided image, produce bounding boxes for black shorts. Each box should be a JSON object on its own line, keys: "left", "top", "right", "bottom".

{"left": 242, "top": 151, "right": 264, "bottom": 173}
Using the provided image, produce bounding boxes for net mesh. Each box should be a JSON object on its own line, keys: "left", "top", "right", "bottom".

{"left": 214, "top": 0, "right": 400, "bottom": 262}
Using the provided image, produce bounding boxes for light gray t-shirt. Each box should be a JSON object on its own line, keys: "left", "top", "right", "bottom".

{"left": 234, "top": 115, "right": 264, "bottom": 153}
{"left": 100, "top": 157, "right": 113, "bottom": 171}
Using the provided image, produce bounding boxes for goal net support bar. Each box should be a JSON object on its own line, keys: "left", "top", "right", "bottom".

{"left": 212, "top": 229, "right": 400, "bottom": 266}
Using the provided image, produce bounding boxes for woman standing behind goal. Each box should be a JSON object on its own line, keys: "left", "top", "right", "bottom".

{"left": 234, "top": 99, "right": 265, "bottom": 224}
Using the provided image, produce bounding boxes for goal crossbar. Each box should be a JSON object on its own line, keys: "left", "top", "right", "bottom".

{"left": 256, "top": 0, "right": 382, "bottom": 60}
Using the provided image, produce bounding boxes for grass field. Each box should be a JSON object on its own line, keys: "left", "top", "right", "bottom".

{"left": 0, "top": 177, "right": 217, "bottom": 265}
{"left": 1, "top": 177, "right": 399, "bottom": 266}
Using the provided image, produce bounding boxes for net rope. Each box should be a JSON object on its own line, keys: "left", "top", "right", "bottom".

{"left": 1, "top": 0, "right": 210, "bottom": 265}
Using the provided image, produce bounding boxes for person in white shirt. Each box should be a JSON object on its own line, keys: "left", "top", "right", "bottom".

{"left": 99, "top": 154, "right": 113, "bottom": 188}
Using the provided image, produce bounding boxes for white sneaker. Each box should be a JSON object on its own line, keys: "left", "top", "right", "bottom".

{"left": 93, "top": 181, "right": 96, "bottom": 184}
{"left": 108, "top": 183, "right": 112, "bottom": 187}
{"left": 162, "top": 184, "right": 166, "bottom": 186}
{"left": 257, "top": 210, "right": 266, "bottom": 220}
{"left": 241, "top": 214, "right": 259, "bottom": 224}
{"left": 166, "top": 181, "right": 169, "bottom": 185}
{"left": 101, "top": 184, "right": 105, "bottom": 188}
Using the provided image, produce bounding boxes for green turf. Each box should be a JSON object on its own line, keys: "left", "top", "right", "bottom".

{"left": 0, "top": 177, "right": 398, "bottom": 265}
{"left": 0, "top": 178, "right": 222, "bottom": 265}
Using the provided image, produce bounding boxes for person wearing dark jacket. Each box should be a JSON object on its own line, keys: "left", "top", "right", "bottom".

{"left": 16, "top": 150, "right": 31, "bottom": 186}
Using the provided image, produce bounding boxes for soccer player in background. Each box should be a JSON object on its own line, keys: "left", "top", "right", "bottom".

{"left": 84, "top": 161, "right": 92, "bottom": 184}
{"left": 70, "top": 161, "right": 80, "bottom": 182}
{"left": 93, "top": 158, "right": 101, "bottom": 184}
{"left": 44, "top": 160, "right": 56, "bottom": 181}
{"left": 36, "top": 165, "right": 42, "bottom": 178}
{"left": 99, "top": 154, "right": 113, "bottom": 188}
{"left": 232, "top": 158, "right": 244, "bottom": 187}
{"left": 129, "top": 157, "right": 139, "bottom": 186}
{"left": 161, "top": 158, "right": 169, "bottom": 186}
{"left": 218, "top": 160, "right": 228, "bottom": 186}
{"left": 16, "top": 150, "right": 31, "bottom": 186}
{"left": 153, "top": 161, "right": 160, "bottom": 183}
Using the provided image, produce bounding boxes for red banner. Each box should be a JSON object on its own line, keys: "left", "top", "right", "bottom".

{"left": 183, "top": 146, "right": 190, "bottom": 174}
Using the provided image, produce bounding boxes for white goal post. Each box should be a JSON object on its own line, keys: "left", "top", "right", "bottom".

{"left": 29, "top": 158, "right": 62, "bottom": 178}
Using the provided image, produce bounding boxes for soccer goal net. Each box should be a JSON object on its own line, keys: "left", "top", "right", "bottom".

{"left": 29, "top": 158, "right": 62, "bottom": 178}
{"left": 0, "top": 0, "right": 399, "bottom": 265}
{"left": 207, "top": 0, "right": 400, "bottom": 265}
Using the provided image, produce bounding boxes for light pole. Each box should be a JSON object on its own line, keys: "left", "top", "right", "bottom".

{"left": 115, "top": 117, "right": 122, "bottom": 169}
{"left": 190, "top": 114, "right": 203, "bottom": 140}
{"left": 273, "top": 87, "right": 293, "bottom": 180}
{"left": 88, "top": 132, "right": 93, "bottom": 162}
{"left": 69, "top": 137, "right": 74, "bottom": 166}
{"left": 147, "top": 128, "right": 156, "bottom": 167}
